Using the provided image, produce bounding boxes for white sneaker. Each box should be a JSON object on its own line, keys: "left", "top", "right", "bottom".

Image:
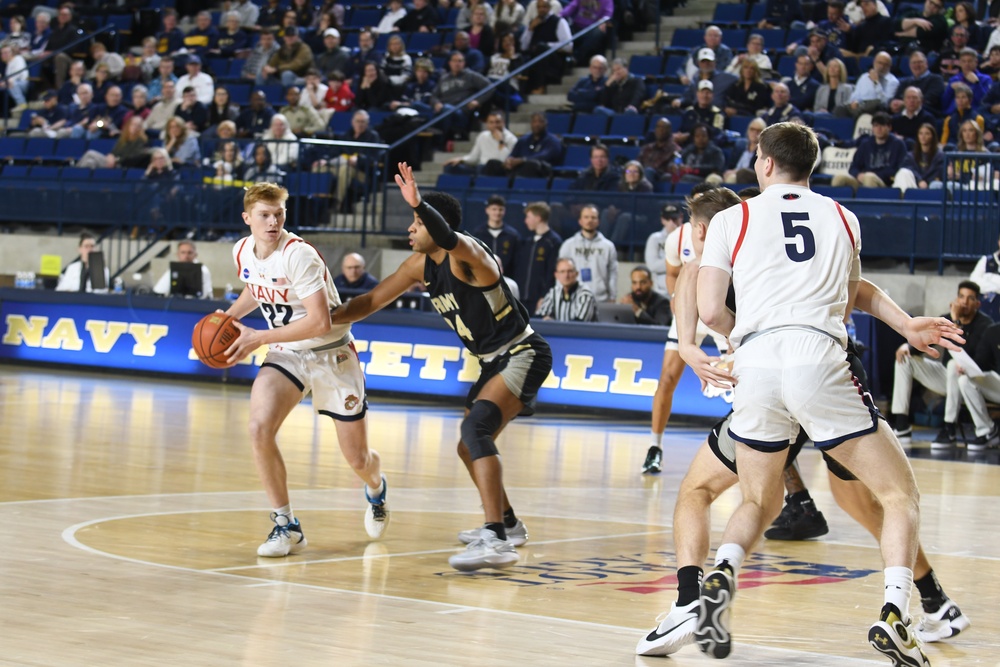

{"left": 364, "top": 475, "right": 390, "bottom": 539}
{"left": 915, "top": 599, "right": 971, "bottom": 642}
{"left": 257, "top": 515, "right": 307, "bottom": 558}
{"left": 635, "top": 600, "right": 699, "bottom": 656}
{"left": 458, "top": 519, "right": 528, "bottom": 547}
{"left": 448, "top": 528, "right": 519, "bottom": 571}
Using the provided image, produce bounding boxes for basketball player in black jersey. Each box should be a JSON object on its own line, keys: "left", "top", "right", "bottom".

{"left": 332, "top": 163, "right": 553, "bottom": 572}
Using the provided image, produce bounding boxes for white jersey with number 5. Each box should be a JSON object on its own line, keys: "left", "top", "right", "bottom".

{"left": 664, "top": 222, "right": 697, "bottom": 268}
{"left": 699, "top": 184, "right": 861, "bottom": 350}
{"left": 233, "top": 230, "right": 351, "bottom": 351}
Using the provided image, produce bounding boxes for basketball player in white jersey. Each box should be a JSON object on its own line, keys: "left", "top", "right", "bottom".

{"left": 221, "top": 182, "right": 390, "bottom": 558}
{"left": 695, "top": 123, "right": 931, "bottom": 666}
{"left": 643, "top": 184, "right": 730, "bottom": 474}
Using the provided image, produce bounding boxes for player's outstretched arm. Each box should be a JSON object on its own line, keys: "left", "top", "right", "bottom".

{"left": 854, "top": 278, "right": 965, "bottom": 358}
{"left": 676, "top": 261, "right": 736, "bottom": 389}
{"left": 332, "top": 254, "right": 425, "bottom": 324}
{"left": 696, "top": 266, "right": 735, "bottom": 338}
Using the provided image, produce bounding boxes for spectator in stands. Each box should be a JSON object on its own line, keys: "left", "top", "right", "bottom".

{"left": 952, "top": 1, "right": 984, "bottom": 49}
{"left": 535, "top": 257, "right": 598, "bottom": 321}
{"left": 156, "top": 8, "right": 185, "bottom": 57}
{"left": 840, "top": 0, "right": 893, "bottom": 57}
{"left": 893, "top": 122, "right": 945, "bottom": 191}
{"left": 936, "top": 25, "right": 969, "bottom": 80}
{"left": 644, "top": 203, "right": 684, "bottom": 294}
{"left": 891, "top": 50, "right": 944, "bottom": 117}
{"left": 242, "top": 143, "right": 285, "bottom": 183}
{"left": 280, "top": 9, "right": 304, "bottom": 38}
{"left": 377, "top": 0, "right": 407, "bottom": 34}
{"left": 175, "top": 85, "right": 210, "bottom": 134}
{"left": 813, "top": 57, "right": 853, "bottom": 114}
{"left": 638, "top": 117, "right": 679, "bottom": 182}
{"left": 292, "top": 0, "right": 316, "bottom": 27}
{"left": 46, "top": 4, "right": 80, "bottom": 89}
{"left": 164, "top": 116, "right": 202, "bottom": 167}
{"left": 203, "top": 86, "right": 239, "bottom": 138}
{"left": 816, "top": 0, "right": 852, "bottom": 51}
{"left": 723, "top": 116, "right": 765, "bottom": 184}
{"left": 494, "top": 0, "right": 527, "bottom": 35}
{"left": 758, "top": 0, "right": 805, "bottom": 29}
{"left": 759, "top": 81, "right": 803, "bottom": 125}
{"left": 448, "top": 30, "right": 487, "bottom": 74}
{"left": 893, "top": 0, "right": 948, "bottom": 54}
{"left": 970, "top": 233, "right": 1000, "bottom": 294}
{"left": 678, "top": 26, "right": 733, "bottom": 86}
{"left": 396, "top": 0, "right": 440, "bottom": 32}
{"left": 89, "top": 63, "right": 113, "bottom": 105}
{"left": 231, "top": 0, "right": 261, "bottom": 31}
{"left": 980, "top": 46, "right": 1000, "bottom": 81}
{"left": 674, "top": 48, "right": 737, "bottom": 109}
{"left": 503, "top": 111, "right": 564, "bottom": 178}
{"left": 890, "top": 280, "right": 990, "bottom": 446}
{"left": 568, "top": 55, "right": 608, "bottom": 112}
{"left": 678, "top": 124, "right": 726, "bottom": 185}
{"left": 261, "top": 113, "right": 299, "bottom": 169}
{"left": 27, "top": 14, "right": 51, "bottom": 63}
{"left": 593, "top": 57, "right": 644, "bottom": 115}
{"left": 211, "top": 140, "right": 243, "bottom": 185}
{"left": 471, "top": 195, "right": 520, "bottom": 273}
{"left": 0, "top": 44, "right": 28, "bottom": 109}
{"left": 87, "top": 41, "right": 124, "bottom": 82}
{"left": 86, "top": 85, "right": 128, "bottom": 140}
{"left": 1, "top": 15, "right": 30, "bottom": 54}
{"left": 431, "top": 51, "right": 492, "bottom": 139}
{"left": 280, "top": 85, "right": 325, "bottom": 136}
{"left": 59, "top": 83, "right": 96, "bottom": 139}
{"left": 942, "top": 47, "right": 993, "bottom": 115}
{"left": 559, "top": 204, "right": 617, "bottom": 301}
{"left": 677, "top": 80, "right": 725, "bottom": 144}
{"left": 600, "top": 160, "right": 653, "bottom": 245}
{"left": 787, "top": 29, "right": 839, "bottom": 77}
{"left": 147, "top": 57, "right": 176, "bottom": 103}
{"left": 57, "top": 59, "right": 85, "bottom": 106}
{"left": 258, "top": 0, "right": 284, "bottom": 30}
{"left": 445, "top": 109, "right": 518, "bottom": 174}
{"left": 217, "top": 120, "right": 238, "bottom": 142}
{"left": 124, "top": 85, "right": 152, "bottom": 124}
{"left": 620, "top": 265, "right": 671, "bottom": 325}
{"left": 892, "top": 86, "right": 935, "bottom": 141}
{"left": 302, "top": 69, "right": 330, "bottom": 119}
{"left": 144, "top": 80, "right": 178, "bottom": 134}
{"left": 56, "top": 232, "right": 109, "bottom": 293}
{"left": 726, "top": 33, "right": 773, "bottom": 80}
{"left": 382, "top": 35, "right": 414, "bottom": 89}
{"left": 335, "top": 253, "right": 380, "bottom": 292}
{"left": 986, "top": 27, "right": 1000, "bottom": 62}
{"left": 570, "top": 143, "right": 619, "bottom": 192}
{"left": 214, "top": 12, "right": 250, "bottom": 60}
{"left": 184, "top": 11, "right": 220, "bottom": 61}
{"left": 236, "top": 89, "right": 276, "bottom": 138}
{"left": 831, "top": 111, "right": 907, "bottom": 190}
{"left": 979, "top": 78, "right": 1000, "bottom": 131}
{"left": 940, "top": 83, "right": 986, "bottom": 145}
{"left": 834, "top": 50, "right": 897, "bottom": 117}
{"left": 175, "top": 55, "right": 214, "bottom": 106}
{"left": 947, "top": 120, "right": 995, "bottom": 190}
{"left": 28, "top": 90, "right": 68, "bottom": 138}
{"left": 486, "top": 32, "right": 523, "bottom": 109}
{"left": 515, "top": 201, "right": 564, "bottom": 311}
{"left": 347, "top": 30, "right": 382, "bottom": 82}
{"left": 324, "top": 109, "right": 380, "bottom": 212}
{"left": 315, "top": 28, "right": 349, "bottom": 79}
{"left": 244, "top": 29, "right": 280, "bottom": 83}
{"left": 324, "top": 70, "right": 355, "bottom": 115}
{"left": 783, "top": 54, "right": 821, "bottom": 112}
{"left": 468, "top": 6, "right": 496, "bottom": 62}
{"left": 152, "top": 241, "right": 213, "bottom": 298}
{"left": 391, "top": 59, "right": 433, "bottom": 115}
{"left": 521, "top": 0, "right": 573, "bottom": 94}
{"left": 561, "top": 0, "right": 613, "bottom": 66}
{"left": 263, "top": 28, "right": 314, "bottom": 88}
{"left": 354, "top": 61, "right": 392, "bottom": 110}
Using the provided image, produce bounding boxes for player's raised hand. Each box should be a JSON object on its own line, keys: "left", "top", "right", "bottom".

{"left": 395, "top": 162, "right": 421, "bottom": 208}
{"left": 903, "top": 316, "right": 965, "bottom": 358}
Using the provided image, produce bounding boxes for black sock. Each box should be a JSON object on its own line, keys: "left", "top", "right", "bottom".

{"left": 787, "top": 490, "right": 812, "bottom": 506}
{"left": 503, "top": 508, "right": 518, "bottom": 529}
{"left": 915, "top": 570, "right": 947, "bottom": 612}
{"left": 485, "top": 522, "right": 507, "bottom": 541}
{"left": 677, "top": 566, "right": 703, "bottom": 606}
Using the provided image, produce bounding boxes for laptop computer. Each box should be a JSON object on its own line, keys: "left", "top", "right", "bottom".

{"left": 170, "top": 262, "right": 204, "bottom": 298}
{"left": 595, "top": 303, "right": 636, "bottom": 324}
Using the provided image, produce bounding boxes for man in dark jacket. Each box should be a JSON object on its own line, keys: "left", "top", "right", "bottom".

{"left": 515, "top": 201, "right": 564, "bottom": 312}
{"left": 841, "top": 0, "right": 894, "bottom": 56}
{"left": 620, "top": 266, "right": 671, "bottom": 325}
{"left": 470, "top": 195, "right": 521, "bottom": 274}
{"left": 594, "top": 57, "right": 645, "bottom": 115}
{"left": 395, "top": 0, "right": 440, "bottom": 32}
{"left": 431, "top": 51, "right": 492, "bottom": 140}
{"left": 334, "top": 253, "right": 380, "bottom": 293}
{"left": 891, "top": 50, "right": 945, "bottom": 117}
{"left": 832, "top": 111, "right": 907, "bottom": 189}
{"left": 498, "top": 111, "right": 565, "bottom": 178}
{"left": 570, "top": 143, "right": 619, "bottom": 191}
{"left": 567, "top": 55, "right": 608, "bottom": 112}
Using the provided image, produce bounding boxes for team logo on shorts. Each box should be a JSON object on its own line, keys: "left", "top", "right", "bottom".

{"left": 345, "top": 394, "right": 359, "bottom": 410}
{"left": 336, "top": 351, "right": 349, "bottom": 364}
{"left": 242, "top": 268, "right": 250, "bottom": 279}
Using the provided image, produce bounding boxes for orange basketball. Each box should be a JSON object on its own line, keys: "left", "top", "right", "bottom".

{"left": 192, "top": 313, "right": 241, "bottom": 369}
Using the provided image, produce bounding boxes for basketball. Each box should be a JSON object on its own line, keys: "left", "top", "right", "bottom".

{"left": 192, "top": 312, "right": 241, "bottom": 369}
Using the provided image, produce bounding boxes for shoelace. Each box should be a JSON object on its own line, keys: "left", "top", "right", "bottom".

{"left": 266, "top": 524, "right": 291, "bottom": 541}
{"left": 370, "top": 503, "right": 387, "bottom": 520}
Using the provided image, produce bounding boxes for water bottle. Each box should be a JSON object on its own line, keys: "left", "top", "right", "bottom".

{"left": 224, "top": 283, "right": 239, "bottom": 301}
{"left": 113, "top": 277, "right": 124, "bottom": 294}
{"left": 14, "top": 271, "right": 25, "bottom": 289}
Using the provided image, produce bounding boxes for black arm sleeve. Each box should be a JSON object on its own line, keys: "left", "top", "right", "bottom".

{"left": 414, "top": 199, "right": 459, "bottom": 251}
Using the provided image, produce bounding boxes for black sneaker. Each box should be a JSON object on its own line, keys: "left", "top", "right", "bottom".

{"left": 969, "top": 424, "right": 1000, "bottom": 450}
{"left": 930, "top": 423, "right": 957, "bottom": 449}
{"left": 766, "top": 495, "right": 802, "bottom": 531}
{"left": 892, "top": 416, "right": 912, "bottom": 441}
{"left": 642, "top": 446, "right": 663, "bottom": 474}
{"left": 764, "top": 505, "right": 829, "bottom": 541}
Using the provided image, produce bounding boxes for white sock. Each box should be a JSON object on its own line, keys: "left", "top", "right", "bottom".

{"left": 884, "top": 566, "right": 914, "bottom": 622}
{"left": 714, "top": 543, "right": 746, "bottom": 578}
{"left": 273, "top": 505, "right": 294, "bottom": 526}
{"left": 651, "top": 432, "right": 663, "bottom": 448}
{"left": 368, "top": 479, "right": 384, "bottom": 499}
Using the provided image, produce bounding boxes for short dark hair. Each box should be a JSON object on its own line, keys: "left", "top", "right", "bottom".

{"left": 631, "top": 265, "right": 653, "bottom": 280}
{"left": 486, "top": 194, "right": 506, "bottom": 207}
{"left": 757, "top": 122, "right": 818, "bottom": 182}
{"left": 590, "top": 143, "right": 609, "bottom": 157}
{"left": 423, "top": 191, "right": 463, "bottom": 231}
{"left": 737, "top": 186, "right": 761, "bottom": 200}
{"left": 872, "top": 111, "right": 892, "bottom": 126}
{"left": 690, "top": 181, "right": 719, "bottom": 199}
{"left": 959, "top": 280, "right": 981, "bottom": 297}
{"left": 183, "top": 85, "right": 195, "bottom": 95}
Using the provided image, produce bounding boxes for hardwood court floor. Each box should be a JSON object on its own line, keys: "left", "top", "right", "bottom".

{"left": 1, "top": 366, "right": 998, "bottom": 666}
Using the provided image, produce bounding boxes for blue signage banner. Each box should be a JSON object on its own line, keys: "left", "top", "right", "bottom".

{"left": 0, "top": 292, "right": 731, "bottom": 418}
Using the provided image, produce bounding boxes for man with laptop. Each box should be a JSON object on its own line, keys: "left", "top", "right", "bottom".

{"left": 153, "top": 240, "right": 214, "bottom": 299}
{"left": 56, "top": 232, "right": 110, "bottom": 293}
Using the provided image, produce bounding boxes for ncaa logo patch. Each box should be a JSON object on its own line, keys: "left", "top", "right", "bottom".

{"left": 242, "top": 268, "right": 250, "bottom": 279}
{"left": 682, "top": 249, "right": 691, "bottom": 257}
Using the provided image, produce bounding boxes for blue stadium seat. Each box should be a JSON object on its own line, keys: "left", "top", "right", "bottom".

{"left": 672, "top": 182, "right": 695, "bottom": 196}
{"left": 207, "top": 58, "right": 230, "bottom": 76}
{"left": 747, "top": 4, "right": 767, "bottom": 23}
{"left": 406, "top": 31, "right": 441, "bottom": 53}
{"left": 664, "top": 54, "right": 686, "bottom": 78}
{"left": 23, "top": 138, "right": 55, "bottom": 161}
{"left": 549, "top": 177, "right": 574, "bottom": 190}
{"left": 472, "top": 175, "right": 510, "bottom": 190}
{"left": 856, "top": 187, "right": 901, "bottom": 200}
{"left": 606, "top": 114, "right": 647, "bottom": 141}
{"left": 711, "top": 4, "right": 748, "bottom": 24}
{"left": 545, "top": 112, "right": 573, "bottom": 135}
{"left": 668, "top": 29, "right": 703, "bottom": 50}
{"left": 728, "top": 115, "right": 752, "bottom": 136}
{"left": 629, "top": 55, "right": 665, "bottom": 78}
{"left": 106, "top": 14, "right": 133, "bottom": 32}
{"left": 436, "top": 173, "right": 472, "bottom": 190}
{"left": 561, "top": 144, "right": 592, "bottom": 169}
{"left": 512, "top": 177, "right": 549, "bottom": 191}
{"left": 653, "top": 180, "right": 672, "bottom": 193}
{"left": 28, "top": 165, "right": 61, "bottom": 179}
{"left": 813, "top": 116, "right": 856, "bottom": 140}
{"left": 88, "top": 138, "right": 116, "bottom": 154}
{"left": 329, "top": 113, "right": 353, "bottom": 134}
{"left": 785, "top": 28, "right": 808, "bottom": 47}
{"left": 608, "top": 144, "right": 640, "bottom": 162}
{"left": 903, "top": 188, "right": 944, "bottom": 201}
{"left": 61, "top": 167, "right": 91, "bottom": 181}
{"left": 16, "top": 110, "right": 37, "bottom": 132}
{"left": 757, "top": 29, "right": 786, "bottom": 51}
{"left": 349, "top": 8, "right": 382, "bottom": 27}
{"left": 776, "top": 56, "right": 797, "bottom": 78}
{"left": 567, "top": 113, "right": 609, "bottom": 139}
{"left": 227, "top": 83, "right": 251, "bottom": 106}
{"left": 259, "top": 84, "right": 284, "bottom": 106}
{"left": 228, "top": 59, "right": 247, "bottom": 78}
{"left": 814, "top": 185, "right": 854, "bottom": 200}
{"left": 721, "top": 29, "right": 747, "bottom": 49}
{"left": 0, "top": 164, "right": 30, "bottom": 179}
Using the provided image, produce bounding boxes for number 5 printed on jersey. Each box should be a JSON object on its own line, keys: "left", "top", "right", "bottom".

{"left": 781, "top": 212, "right": 816, "bottom": 262}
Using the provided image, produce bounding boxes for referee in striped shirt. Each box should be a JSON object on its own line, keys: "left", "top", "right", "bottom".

{"left": 534, "top": 257, "right": 598, "bottom": 322}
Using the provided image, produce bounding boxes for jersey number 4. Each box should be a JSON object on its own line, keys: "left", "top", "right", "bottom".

{"left": 261, "top": 303, "right": 293, "bottom": 327}
{"left": 781, "top": 212, "right": 816, "bottom": 262}
{"left": 446, "top": 314, "right": 475, "bottom": 342}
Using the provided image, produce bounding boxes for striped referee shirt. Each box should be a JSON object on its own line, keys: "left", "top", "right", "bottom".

{"left": 535, "top": 282, "right": 597, "bottom": 322}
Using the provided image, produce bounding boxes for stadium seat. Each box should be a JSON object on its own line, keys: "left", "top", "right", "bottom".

{"left": 629, "top": 55, "right": 665, "bottom": 78}
{"left": 608, "top": 144, "right": 640, "bottom": 162}
{"left": 672, "top": 182, "right": 695, "bottom": 196}
{"left": 668, "top": 29, "right": 703, "bottom": 50}
{"left": 813, "top": 185, "right": 854, "bottom": 200}
{"left": 472, "top": 175, "right": 510, "bottom": 190}
{"left": 664, "top": 54, "right": 686, "bottom": 78}
{"left": 728, "top": 115, "right": 752, "bottom": 136}
{"left": 757, "top": 29, "right": 786, "bottom": 51}
{"left": 512, "top": 177, "right": 549, "bottom": 191}
{"left": 561, "top": 144, "right": 591, "bottom": 169}
{"left": 855, "top": 187, "right": 901, "bottom": 200}
{"left": 23, "top": 138, "right": 55, "bottom": 161}
{"left": 711, "top": 4, "right": 747, "bottom": 25}
{"left": 0, "top": 138, "right": 25, "bottom": 161}
{"left": 903, "top": 188, "right": 944, "bottom": 202}
{"left": 227, "top": 83, "right": 251, "bottom": 106}
{"left": 349, "top": 8, "right": 382, "bottom": 27}
{"left": 545, "top": 112, "right": 573, "bottom": 135}
{"left": 606, "top": 114, "right": 647, "bottom": 141}
{"left": 28, "top": 165, "right": 61, "bottom": 179}
{"left": 813, "top": 116, "right": 856, "bottom": 141}
{"left": 567, "top": 113, "right": 609, "bottom": 140}
{"left": 16, "top": 110, "right": 37, "bottom": 132}
{"left": 406, "top": 31, "right": 441, "bottom": 53}
{"left": 721, "top": 29, "right": 747, "bottom": 50}
{"left": 549, "top": 177, "right": 574, "bottom": 190}
{"left": 746, "top": 4, "right": 767, "bottom": 23}
{"left": 436, "top": 173, "right": 472, "bottom": 190}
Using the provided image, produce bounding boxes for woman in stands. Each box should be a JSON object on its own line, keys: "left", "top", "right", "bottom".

{"left": 948, "top": 119, "right": 996, "bottom": 191}
{"left": 354, "top": 62, "right": 391, "bottom": 111}
{"left": 261, "top": 113, "right": 299, "bottom": 169}
{"left": 124, "top": 85, "right": 153, "bottom": 124}
{"left": 76, "top": 116, "right": 150, "bottom": 170}
{"left": 242, "top": 143, "right": 286, "bottom": 184}
{"left": 601, "top": 160, "right": 655, "bottom": 245}
{"left": 813, "top": 57, "right": 853, "bottom": 115}
{"left": 205, "top": 86, "right": 240, "bottom": 139}
{"left": 468, "top": 6, "right": 496, "bottom": 61}
{"left": 89, "top": 62, "right": 112, "bottom": 104}
{"left": 311, "top": 2, "right": 346, "bottom": 31}
{"left": 382, "top": 36, "right": 413, "bottom": 91}
{"left": 725, "top": 33, "right": 772, "bottom": 80}
{"left": 493, "top": 0, "right": 526, "bottom": 37}
{"left": 488, "top": 32, "right": 523, "bottom": 109}
{"left": 163, "top": 116, "right": 202, "bottom": 168}
{"left": 214, "top": 12, "right": 249, "bottom": 60}
{"left": 0, "top": 16, "right": 30, "bottom": 53}
{"left": 213, "top": 141, "right": 244, "bottom": 186}
{"left": 291, "top": 0, "right": 315, "bottom": 29}
{"left": 458, "top": 0, "right": 495, "bottom": 31}
{"left": 953, "top": 2, "right": 985, "bottom": 49}
{"left": 894, "top": 122, "right": 945, "bottom": 191}
{"left": 723, "top": 59, "right": 771, "bottom": 118}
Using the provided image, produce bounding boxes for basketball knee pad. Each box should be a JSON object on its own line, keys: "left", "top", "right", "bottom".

{"left": 461, "top": 400, "right": 503, "bottom": 461}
